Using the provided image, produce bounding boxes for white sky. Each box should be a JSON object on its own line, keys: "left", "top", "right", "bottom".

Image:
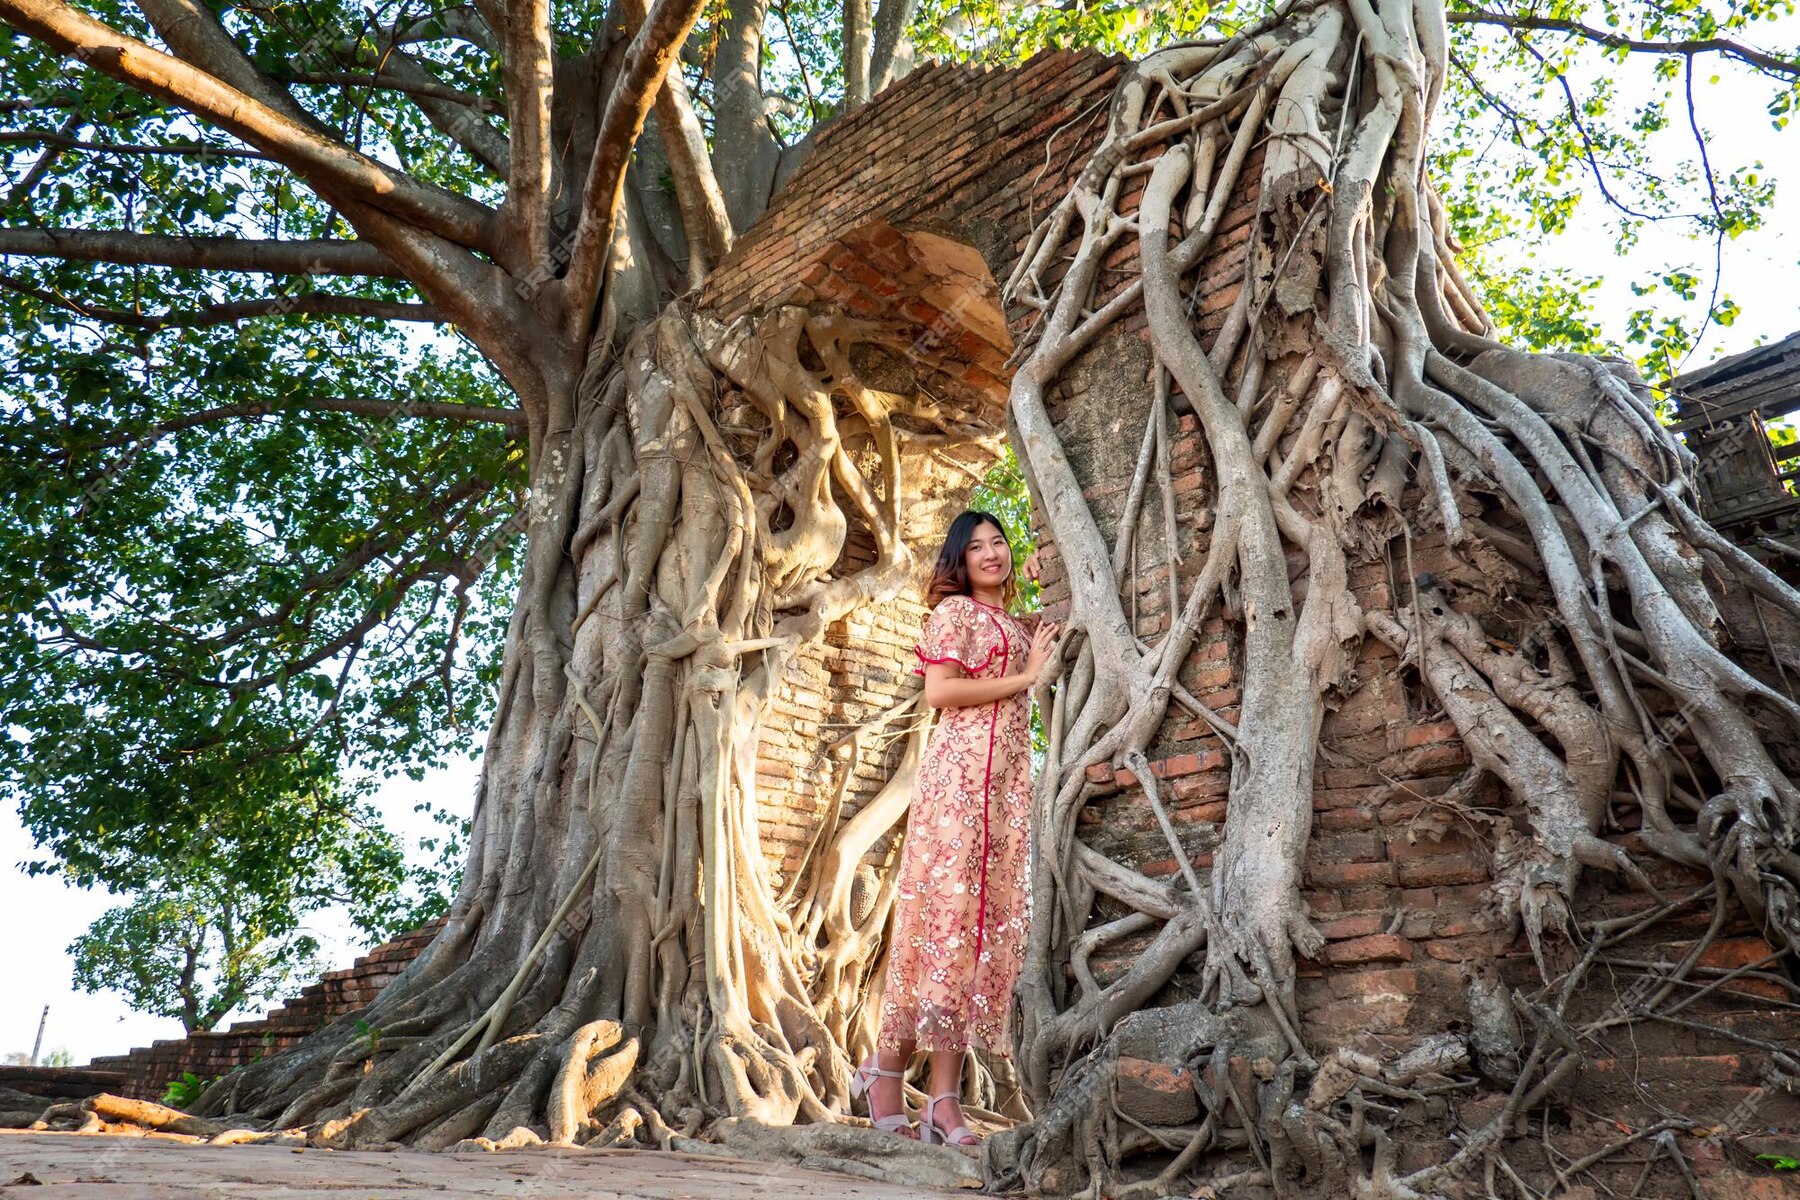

{"left": 3, "top": 15, "right": 1798, "bottom": 1066}
{"left": 0, "top": 758, "right": 480, "bottom": 1063}
{"left": 1523, "top": 60, "right": 1800, "bottom": 371}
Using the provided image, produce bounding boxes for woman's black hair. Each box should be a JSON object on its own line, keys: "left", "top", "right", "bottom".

{"left": 926, "top": 510, "right": 1014, "bottom": 608}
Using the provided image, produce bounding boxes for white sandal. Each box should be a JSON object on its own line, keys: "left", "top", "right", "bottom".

{"left": 919, "top": 1091, "right": 978, "bottom": 1146}
{"left": 850, "top": 1058, "right": 916, "bottom": 1137}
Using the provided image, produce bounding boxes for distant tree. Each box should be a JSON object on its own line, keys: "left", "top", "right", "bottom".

{"left": 70, "top": 880, "right": 323, "bottom": 1033}
{"left": 66, "top": 807, "right": 460, "bottom": 1032}
{"left": 4, "top": 1048, "right": 80, "bottom": 1065}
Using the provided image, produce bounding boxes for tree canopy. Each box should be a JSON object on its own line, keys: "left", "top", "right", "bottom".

{"left": 2, "top": 0, "right": 1797, "bottom": 1020}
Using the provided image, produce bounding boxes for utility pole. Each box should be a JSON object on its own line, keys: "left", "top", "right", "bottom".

{"left": 29, "top": 1006, "right": 47, "bottom": 1067}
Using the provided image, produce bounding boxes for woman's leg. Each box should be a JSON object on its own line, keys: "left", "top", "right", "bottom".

{"left": 871, "top": 1041, "right": 916, "bottom": 1126}
{"left": 924, "top": 1048, "right": 974, "bottom": 1137}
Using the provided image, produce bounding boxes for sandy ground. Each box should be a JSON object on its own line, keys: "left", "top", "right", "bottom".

{"left": 0, "top": 1130, "right": 959, "bottom": 1199}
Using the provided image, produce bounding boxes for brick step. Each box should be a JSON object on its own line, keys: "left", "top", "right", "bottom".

{"left": 0, "top": 1066, "right": 124, "bottom": 1100}
{"left": 75, "top": 918, "right": 444, "bottom": 1100}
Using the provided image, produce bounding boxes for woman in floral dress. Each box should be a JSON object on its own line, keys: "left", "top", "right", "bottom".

{"left": 851, "top": 510, "right": 1058, "bottom": 1145}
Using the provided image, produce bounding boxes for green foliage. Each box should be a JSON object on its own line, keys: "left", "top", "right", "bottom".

{"left": 972, "top": 450, "right": 1049, "bottom": 757}
{"left": 912, "top": 0, "right": 1793, "bottom": 379}
{"left": 1757, "top": 1153, "right": 1800, "bottom": 1170}
{"left": 68, "top": 867, "right": 325, "bottom": 1032}
{"left": 1, "top": 0, "right": 516, "bottom": 973}
{"left": 1425, "top": 0, "right": 1786, "bottom": 375}
{"left": 159, "top": 1070, "right": 215, "bottom": 1110}
{"left": 971, "top": 447, "right": 1041, "bottom": 613}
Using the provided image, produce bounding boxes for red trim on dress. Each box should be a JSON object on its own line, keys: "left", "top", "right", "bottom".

{"left": 912, "top": 645, "right": 1000, "bottom": 677}
{"left": 970, "top": 608, "right": 1011, "bottom": 988}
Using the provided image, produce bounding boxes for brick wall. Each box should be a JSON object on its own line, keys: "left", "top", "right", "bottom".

{"left": 76, "top": 921, "right": 442, "bottom": 1102}
{"left": 699, "top": 50, "right": 1124, "bottom": 883}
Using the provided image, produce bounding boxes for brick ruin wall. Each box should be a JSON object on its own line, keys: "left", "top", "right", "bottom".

{"left": 62, "top": 52, "right": 1799, "bottom": 1173}
{"left": 700, "top": 50, "right": 1127, "bottom": 888}
{"left": 705, "top": 48, "right": 1800, "bottom": 1175}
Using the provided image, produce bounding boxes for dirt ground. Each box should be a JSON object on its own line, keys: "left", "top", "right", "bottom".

{"left": 0, "top": 1130, "right": 960, "bottom": 1198}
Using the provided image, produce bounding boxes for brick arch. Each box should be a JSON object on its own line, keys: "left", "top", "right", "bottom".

{"left": 700, "top": 54, "right": 1128, "bottom": 884}
{"left": 700, "top": 50, "right": 1124, "bottom": 339}
{"left": 727, "top": 218, "right": 1023, "bottom": 887}
{"left": 793, "top": 220, "right": 1014, "bottom": 409}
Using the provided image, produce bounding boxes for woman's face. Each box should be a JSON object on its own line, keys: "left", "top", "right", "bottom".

{"left": 963, "top": 522, "right": 1012, "bottom": 591}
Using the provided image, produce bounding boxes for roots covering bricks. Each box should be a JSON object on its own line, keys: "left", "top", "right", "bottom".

{"left": 18, "top": 2, "right": 1800, "bottom": 1197}
{"left": 984, "top": 1, "right": 1800, "bottom": 1192}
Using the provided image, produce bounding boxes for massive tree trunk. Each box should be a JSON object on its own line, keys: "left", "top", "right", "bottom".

{"left": 188, "top": 297, "right": 1003, "bottom": 1153}
{"left": 164, "top": 1, "right": 1800, "bottom": 1194}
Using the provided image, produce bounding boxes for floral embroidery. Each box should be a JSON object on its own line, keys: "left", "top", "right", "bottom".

{"left": 878, "top": 594, "right": 1034, "bottom": 1056}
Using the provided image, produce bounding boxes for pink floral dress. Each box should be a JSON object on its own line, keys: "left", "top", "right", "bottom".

{"left": 877, "top": 593, "right": 1034, "bottom": 1056}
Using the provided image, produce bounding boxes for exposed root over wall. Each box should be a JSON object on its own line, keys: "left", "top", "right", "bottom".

{"left": 991, "top": 0, "right": 1800, "bottom": 1193}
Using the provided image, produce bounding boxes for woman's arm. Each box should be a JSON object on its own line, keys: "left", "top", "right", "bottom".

{"left": 921, "top": 661, "right": 1034, "bottom": 709}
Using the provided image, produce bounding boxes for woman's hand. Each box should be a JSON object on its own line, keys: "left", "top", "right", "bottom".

{"left": 1024, "top": 621, "right": 1061, "bottom": 687}
{"left": 1022, "top": 549, "right": 1043, "bottom": 584}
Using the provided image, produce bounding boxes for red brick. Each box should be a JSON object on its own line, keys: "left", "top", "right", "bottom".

{"left": 1395, "top": 856, "right": 1488, "bottom": 887}
{"left": 1423, "top": 934, "right": 1507, "bottom": 962}
{"left": 1317, "top": 913, "right": 1385, "bottom": 941}
{"left": 1315, "top": 806, "right": 1375, "bottom": 831}
{"left": 1309, "top": 861, "right": 1397, "bottom": 888}
{"left": 1321, "top": 934, "right": 1414, "bottom": 965}
{"left": 1402, "top": 742, "right": 1470, "bottom": 773}
{"left": 1113, "top": 1058, "right": 1199, "bottom": 1124}
{"left": 1387, "top": 831, "right": 1478, "bottom": 859}
{"left": 1327, "top": 967, "right": 1419, "bottom": 998}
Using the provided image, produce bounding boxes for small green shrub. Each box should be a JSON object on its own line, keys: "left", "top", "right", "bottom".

{"left": 158, "top": 1071, "right": 214, "bottom": 1110}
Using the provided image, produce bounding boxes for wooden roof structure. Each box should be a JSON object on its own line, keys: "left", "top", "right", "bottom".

{"left": 1665, "top": 331, "right": 1800, "bottom": 571}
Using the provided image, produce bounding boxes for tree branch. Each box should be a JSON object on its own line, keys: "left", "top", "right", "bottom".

{"left": 1446, "top": 8, "right": 1800, "bottom": 80}
{"left": 615, "top": 0, "right": 732, "bottom": 277}
{"left": 137, "top": 0, "right": 318, "bottom": 125}
{"left": 0, "top": 129, "right": 272, "bottom": 159}
{"left": 0, "top": 0, "right": 498, "bottom": 249}
{"left": 842, "top": 0, "right": 871, "bottom": 106}
{"left": 3, "top": 111, "right": 80, "bottom": 205}
{"left": 386, "top": 5, "right": 499, "bottom": 53}
{"left": 499, "top": 0, "right": 556, "bottom": 272}
{"left": 559, "top": 0, "right": 710, "bottom": 337}
{"left": 709, "top": 0, "right": 780, "bottom": 233}
{"left": 1511, "top": 35, "right": 1665, "bottom": 223}
{"left": 326, "top": 195, "right": 558, "bottom": 413}
{"left": 283, "top": 70, "right": 505, "bottom": 113}
{"left": 0, "top": 228, "right": 403, "bottom": 275}
{"left": 868, "top": 0, "right": 917, "bottom": 94}
{"left": 108, "top": 397, "right": 526, "bottom": 443}
{"left": 0, "top": 276, "right": 442, "bottom": 329}
{"left": 329, "top": 52, "right": 511, "bottom": 176}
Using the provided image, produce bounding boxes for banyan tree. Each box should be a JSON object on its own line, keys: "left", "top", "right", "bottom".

{"left": 4, "top": 0, "right": 1800, "bottom": 1194}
